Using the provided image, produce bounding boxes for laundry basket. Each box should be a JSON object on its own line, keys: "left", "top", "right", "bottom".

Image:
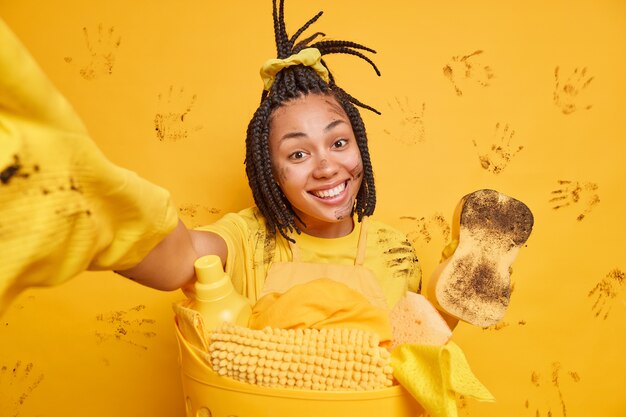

{"left": 175, "top": 324, "right": 424, "bottom": 417}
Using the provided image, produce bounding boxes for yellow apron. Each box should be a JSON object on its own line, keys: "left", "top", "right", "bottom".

{"left": 260, "top": 218, "right": 389, "bottom": 311}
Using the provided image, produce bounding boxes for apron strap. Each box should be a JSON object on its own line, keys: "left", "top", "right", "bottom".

{"left": 287, "top": 238, "right": 301, "bottom": 262}
{"left": 355, "top": 217, "right": 368, "bottom": 266}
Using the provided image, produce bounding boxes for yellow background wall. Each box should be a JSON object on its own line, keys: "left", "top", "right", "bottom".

{"left": 1, "top": 0, "right": 624, "bottom": 416}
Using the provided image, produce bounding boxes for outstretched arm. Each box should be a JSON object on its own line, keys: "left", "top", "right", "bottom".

{"left": 117, "top": 221, "right": 228, "bottom": 291}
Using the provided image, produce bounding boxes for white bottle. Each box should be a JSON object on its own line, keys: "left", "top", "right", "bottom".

{"left": 191, "top": 255, "right": 252, "bottom": 329}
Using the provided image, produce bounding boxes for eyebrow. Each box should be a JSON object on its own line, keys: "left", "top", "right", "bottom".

{"left": 279, "top": 119, "right": 347, "bottom": 141}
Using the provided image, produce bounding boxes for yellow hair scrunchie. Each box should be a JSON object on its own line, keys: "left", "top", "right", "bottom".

{"left": 260, "top": 47, "right": 330, "bottom": 91}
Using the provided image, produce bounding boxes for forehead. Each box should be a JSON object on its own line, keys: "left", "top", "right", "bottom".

{"left": 269, "top": 94, "right": 349, "bottom": 131}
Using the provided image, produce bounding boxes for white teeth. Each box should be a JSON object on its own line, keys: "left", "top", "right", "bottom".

{"left": 313, "top": 182, "right": 346, "bottom": 198}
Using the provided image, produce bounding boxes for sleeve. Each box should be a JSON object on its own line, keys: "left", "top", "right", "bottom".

{"left": 0, "top": 18, "right": 178, "bottom": 315}
{"left": 194, "top": 211, "right": 255, "bottom": 298}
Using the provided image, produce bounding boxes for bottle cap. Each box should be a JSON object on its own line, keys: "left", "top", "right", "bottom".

{"left": 194, "top": 255, "right": 224, "bottom": 284}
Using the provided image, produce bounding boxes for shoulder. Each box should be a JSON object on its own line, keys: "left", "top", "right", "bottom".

{"left": 193, "top": 207, "right": 274, "bottom": 256}
{"left": 196, "top": 207, "right": 266, "bottom": 233}
{"left": 365, "top": 217, "right": 413, "bottom": 247}
{"left": 365, "top": 217, "right": 417, "bottom": 261}
{"left": 196, "top": 206, "right": 282, "bottom": 270}
{"left": 235, "top": 206, "right": 265, "bottom": 223}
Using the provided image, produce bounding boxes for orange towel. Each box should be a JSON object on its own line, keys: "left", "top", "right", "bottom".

{"left": 249, "top": 278, "right": 393, "bottom": 344}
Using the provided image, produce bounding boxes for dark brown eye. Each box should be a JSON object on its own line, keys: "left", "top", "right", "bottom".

{"left": 289, "top": 151, "right": 305, "bottom": 160}
{"left": 333, "top": 139, "right": 348, "bottom": 149}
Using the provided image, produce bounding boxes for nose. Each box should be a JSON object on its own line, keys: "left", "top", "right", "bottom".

{"left": 312, "top": 155, "right": 339, "bottom": 179}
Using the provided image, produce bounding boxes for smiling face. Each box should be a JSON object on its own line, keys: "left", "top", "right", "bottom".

{"left": 268, "top": 93, "right": 364, "bottom": 238}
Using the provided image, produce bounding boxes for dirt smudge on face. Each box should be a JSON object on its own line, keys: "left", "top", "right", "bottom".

{"left": 324, "top": 97, "right": 350, "bottom": 120}
{"left": 278, "top": 167, "right": 289, "bottom": 182}
{"left": 349, "top": 163, "right": 363, "bottom": 180}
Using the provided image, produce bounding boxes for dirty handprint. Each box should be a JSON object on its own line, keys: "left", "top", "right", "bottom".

{"left": 178, "top": 203, "right": 222, "bottom": 228}
{"left": 443, "top": 50, "right": 494, "bottom": 96}
{"left": 0, "top": 361, "right": 44, "bottom": 417}
{"left": 383, "top": 97, "right": 426, "bottom": 145}
{"left": 549, "top": 179, "right": 599, "bottom": 221}
{"left": 154, "top": 86, "right": 202, "bottom": 142}
{"left": 64, "top": 24, "right": 121, "bottom": 80}
{"left": 473, "top": 122, "right": 523, "bottom": 174}
{"left": 400, "top": 213, "right": 451, "bottom": 246}
{"left": 553, "top": 66, "right": 594, "bottom": 115}
{"left": 95, "top": 304, "right": 157, "bottom": 350}
{"left": 588, "top": 268, "right": 624, "bottom": 320}
{"left": 525, "top": 362, "right": 580, "bottom": 417}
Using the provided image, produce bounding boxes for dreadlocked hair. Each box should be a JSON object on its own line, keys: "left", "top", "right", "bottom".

{"left": 245, "top": 0, "right": 381, "bottom": 241}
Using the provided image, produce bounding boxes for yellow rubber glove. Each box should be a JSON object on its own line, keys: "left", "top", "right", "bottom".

{"left": 0, "top": 19, "right": 178, "bottom": 315}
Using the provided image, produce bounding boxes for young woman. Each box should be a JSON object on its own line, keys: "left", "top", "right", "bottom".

{"left": 120, "top": 0, "right": 421, "bottom": 315}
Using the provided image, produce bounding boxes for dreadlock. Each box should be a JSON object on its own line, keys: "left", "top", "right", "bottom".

{"left": 245, "top": 0, "right": 381, "bottom": 241}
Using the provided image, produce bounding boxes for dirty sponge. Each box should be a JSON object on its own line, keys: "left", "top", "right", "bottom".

{"left": 389, "top": 292, "right": 452, "bottom": 349}
{"left": 428, "top": 189, "right": 534, "bottom": 327}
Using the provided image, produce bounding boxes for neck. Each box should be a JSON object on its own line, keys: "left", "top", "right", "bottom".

{"left": 297, "top": 217, "right": 355, "bottom": 238}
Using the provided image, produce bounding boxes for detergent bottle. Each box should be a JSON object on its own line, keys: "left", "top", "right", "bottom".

{"left": 191, "top": 254, "right": 251, "bottom": 329}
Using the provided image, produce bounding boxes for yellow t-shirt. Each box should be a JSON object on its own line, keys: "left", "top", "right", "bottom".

{"left": 197, "top": 207, "right": 422, "bottom": 308}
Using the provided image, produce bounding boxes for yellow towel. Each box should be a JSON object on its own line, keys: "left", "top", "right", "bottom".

{"left": 391, "top": 341, "right": 494, "bottom": 417}
{"left": 172, "top": 300, "right": 209, "bottom": 352}
{"left": 249, "top": 278, "right": 393, "bottom": 344}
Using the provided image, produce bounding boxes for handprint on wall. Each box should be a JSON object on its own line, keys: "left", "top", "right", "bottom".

{"left": 443, "top": 50, "right": 494, "bottom": 96}
{"left": 383, "top": 98, "right": 426, "bottom": 145}
{"left": 549, "top": 179, "right": 600, "bottom": 221}
{"left": 400, "top": 213, "right": 451, "bottom": 246}
{"left": 64, "top": 24, "right": 121, "bottom": 80}
{"left": 178, "top": 203, "right": 222, "bottom": 228}
{"left": 553, "top": 66, "right": 594, "bottom": 115}
{"left": 588, "top": 268, "right": 624, "bottom": 320}
{"left": 481, "top": 318, "right": 527, "bottom": 332}
{"left": 525, "top": 362, "right": 580, "bottom": 417}
{"left": 94, "top": 304, "right": 157, "bottom": 350}
{"left": 0, "top": 361, "right": 44, "bottom": 417}
{"left": 154, "top": 86, "right": 202, "bottom": 142}
{"left": 473, "top": 122, "right": 523, "bottom": 174}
